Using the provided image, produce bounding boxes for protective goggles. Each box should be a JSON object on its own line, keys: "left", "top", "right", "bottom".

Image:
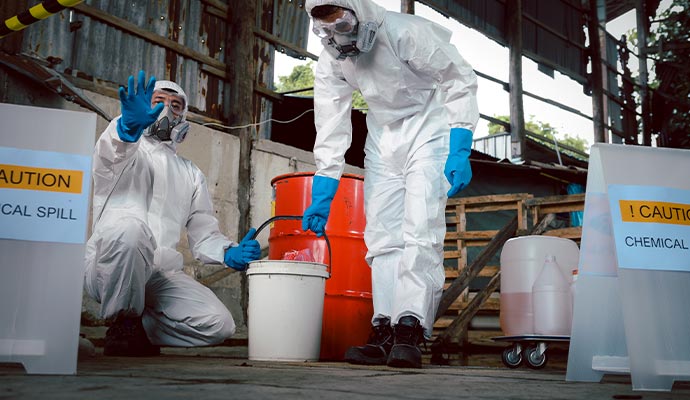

{"left": 312, "top": 9, "right": 357, "bottom": 38}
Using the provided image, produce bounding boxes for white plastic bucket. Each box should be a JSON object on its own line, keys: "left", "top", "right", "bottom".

{"left": 246, "top": 260, "right": 330, "bottom": 361}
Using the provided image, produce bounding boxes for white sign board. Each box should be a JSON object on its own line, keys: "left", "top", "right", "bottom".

{"left": 608, "top": 185, "right": 690, "bottom": 272}
{"left": 567, "top": 144, "right": 690, "bottom": 392}
{"left": 0, "top": 147, "right": 91, "bottom": 244}
{"left": 0, "top": 103, "right": 96, "bottom": 375}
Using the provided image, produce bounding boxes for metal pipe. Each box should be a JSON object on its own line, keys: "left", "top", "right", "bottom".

{"left": 0, "top": 0, "right": 84, "bottom": 39}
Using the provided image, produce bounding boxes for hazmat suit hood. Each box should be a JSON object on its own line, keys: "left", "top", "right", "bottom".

{"left": 306, "top": 0, "right": 386, "bottom": 58}
{"left": 154, "top": 80, "right": 188, "bottom": 118}
{"left": 147, "top": 80, "right": 190, "bottom": 145}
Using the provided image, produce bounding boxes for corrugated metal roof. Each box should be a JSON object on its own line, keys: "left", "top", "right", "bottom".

{"left": 420, "top": 0, "right": 587, "bottom": 84}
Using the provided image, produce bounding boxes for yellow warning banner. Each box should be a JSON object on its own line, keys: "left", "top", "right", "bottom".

{"left": 0, "top": 164, "right": 83, "bottom": 194}
{"left": 619, "top": 200, "right": 690, "bottom": 226}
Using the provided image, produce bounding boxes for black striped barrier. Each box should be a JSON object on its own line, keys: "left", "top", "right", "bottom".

{"left": 1, "top": 0, "right": 84, "bottom": 39}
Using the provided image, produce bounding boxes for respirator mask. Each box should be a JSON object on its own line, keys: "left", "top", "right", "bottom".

{"left": 313, "top": 9, "right": 377, "bottom": 60}
{"left": 145, "top": 104, "right": 190, "bottom": 143}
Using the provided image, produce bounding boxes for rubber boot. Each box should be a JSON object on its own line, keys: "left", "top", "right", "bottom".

{"left": 387, "top": 316, "right": 423, "bottom": 368}
{"left": 344, "top": 320, "right": 393, "bottom": 365}
{"left": 104, "top": 313, "right": 160, "bottom": 357}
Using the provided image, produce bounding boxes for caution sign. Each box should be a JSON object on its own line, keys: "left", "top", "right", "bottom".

{"left": 0, "top": 146, "right": 91, "bottom": 244}
{"left": 619, "top": 200, "right": 690, "bottom": 226}
{"left": 0, "top": 164, "right": 83, "bottom": 193}
{"left": 609, "top": 184, "right": 690, "bottom": 272}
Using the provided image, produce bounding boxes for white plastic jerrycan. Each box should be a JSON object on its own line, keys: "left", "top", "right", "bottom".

{"left": 532, "top": 255, "right": 572, "bottom": 336}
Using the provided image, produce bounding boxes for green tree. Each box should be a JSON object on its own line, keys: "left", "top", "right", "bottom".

{"left": 275, "top": 61, "right": 315, "bottom": 96}
{"left": 647, "top": 0, "right": 690, "bottom": 148}
{"left": 487, "top": 115, "right": 588, "bottom": 153}
{"left": 275, "top": 62, "right": 368, "bottom": 111}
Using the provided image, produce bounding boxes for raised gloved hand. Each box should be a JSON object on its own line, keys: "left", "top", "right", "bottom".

{"left": 224, "top": 228, "right": 261, "bottom": 271}
{"left": 116, "top": 70, "right": 165, "bottom": 142}
{"left": 444, "top": 127, "right": 473, "bottom": 197}
{"left": 301, "top": 175, "right": 339, "bottom": 237}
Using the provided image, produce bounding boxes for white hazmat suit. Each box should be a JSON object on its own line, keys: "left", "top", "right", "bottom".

{"left": 84, "top": 81, "right": 236, "bottom": 347}
{"left": 306, "top": 0, "right": 479, "bottom": 337}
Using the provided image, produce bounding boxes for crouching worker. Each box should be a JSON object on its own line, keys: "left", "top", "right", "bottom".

{"left": 84, "top": 71, "right": 261, "bottom": 356}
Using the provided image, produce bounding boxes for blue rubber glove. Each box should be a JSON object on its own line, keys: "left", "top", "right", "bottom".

{"left": 116, "top": 70, "right": 165, "bottom": 142}
{"left": 302, "top": 175, "right": 339, "bottom": 237}
{"left": 444, "top": 127, "right": 473, "bottom": 197}
{"left": 224, "top": 228, "right": 261, "bottom": 271}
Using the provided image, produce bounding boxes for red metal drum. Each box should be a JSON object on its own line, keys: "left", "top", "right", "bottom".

{"left": 269, "top": 172, "right": 372, "bottom": 360}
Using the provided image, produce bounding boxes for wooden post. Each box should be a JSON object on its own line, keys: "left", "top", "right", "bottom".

{"left": 506, "top": 0, "right": 525, "bottom": 160}
{"left": 225, "top": 0, "right": 256, "bottom": 322}
{"left": 587, "top": 0, "right": 606, "bottom": 143}
{"left": 256, "top": 0, "right": 275, "bottom": 140}
{"left": 635, "top": 0, "right": 652, "bottom": 146}
{"left": 401, "top": 0, "right": 415, "bottom": 14}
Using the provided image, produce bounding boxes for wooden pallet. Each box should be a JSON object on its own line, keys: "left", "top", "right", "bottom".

{"left": 432, "top": 193, "right": 585, "bottom": 361}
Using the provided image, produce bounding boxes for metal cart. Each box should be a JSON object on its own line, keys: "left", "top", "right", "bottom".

{"left": 492, "top": 335, "right": 570, "bottom": 369}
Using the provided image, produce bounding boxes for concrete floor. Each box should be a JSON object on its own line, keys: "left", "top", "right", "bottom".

{"left": 2, "top": 336, "right": 690, "bottom": 400}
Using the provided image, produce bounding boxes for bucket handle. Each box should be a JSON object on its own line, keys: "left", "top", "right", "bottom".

{"left": 252, "top": 215, "right": 332, "bottom": 277}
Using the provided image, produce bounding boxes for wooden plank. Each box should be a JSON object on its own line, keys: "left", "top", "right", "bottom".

{"left": 445, "top": 230, "right": 499, "bottom": 240}
{"left": 525, "top": 193, "right": 585, "bottom": 206}
{"left": 531, "top": 213, "right": 556, "bottom": 236}
{"left": 462, "top": 204, "right": 527, "bottom": 213}
{"left": 203, "top": 4, "right": 226, "bottom": 19}
{"left": 200, "top": 64, "right": 228, "bottom": 80}
{"left": 253, "top": 28, "right": 319, "bottom": 61}
{"left": 445, "top": 266, "right": 499, "bottom": 279}
{"left": 434, "top": 272, "right": 501, "bottom": 344}
{"left": 254, "top": 84, "right": 284, "bottom": 102}
{"left": 443, "top": 296, "right": 501, "bottom": 312}
{"left": 447, "top": 193, "right": 531, "bottom": 206}
{"left": 536, "top": 204, "right": 584, "bottom": 214}
{"left": 443, "top": 250, "right": 461, "bottom": 259}
{"left": 543, "top": 226, "right": 583, "bottom": 239}
{"left": 201, "top": 0, "right": 228, "bottom": 14}
{"left": 435, "top": 216, "right": 517, "bottom": 320}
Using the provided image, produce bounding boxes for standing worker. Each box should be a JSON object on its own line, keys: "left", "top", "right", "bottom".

{"left": 302, "top": 0, "right": 479, "bottom": 368}
{"left": 84, "top": 71, "right": 261, "bottom": 356}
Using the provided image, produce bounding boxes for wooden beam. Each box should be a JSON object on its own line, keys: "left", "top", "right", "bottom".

{"left": 435, "top": 216, "right": 518, "bottom": 321}
{"left": 446, "top": 193, "right": 531, "bottom": 206}
{"left": 434, "top": 272, "right": 501, "bottom": 344}
{"left": 254, "top": 84, "right": 284, "bottom": 102}
{"left": 253, "top": 28, "right": 319, "bottom": 61}
{"left": 201, "top": 0, "right": 228, "bottom": 14}
{"left": 525, "top": 193, "right": 585, "bottom": 207}
{"left": 228, "top": 0, "right": 257, "bottom": 324}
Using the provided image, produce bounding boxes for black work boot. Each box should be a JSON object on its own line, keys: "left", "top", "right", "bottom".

{"left": 104, "top": 313, "right": 160, "bottom": 357}
{"left": 387, "top": 316, "right": 424, "bottom": 368}
{"left": 344, "top": 321, "right": 393, "bottom": 365}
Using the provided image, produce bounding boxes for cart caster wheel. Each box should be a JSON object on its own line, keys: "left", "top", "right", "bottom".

{"left": 523, "top": 346, "right": 547, "bottom": 369}
{"left": 502, "top": 346, "right": 523, "bottom": 368}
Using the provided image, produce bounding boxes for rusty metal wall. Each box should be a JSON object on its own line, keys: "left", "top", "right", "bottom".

{"left": 273, "top": 0, "right": 309, "bottom": 59}
{"left": 12, "top": 0, "right": 230, "bottom": 120}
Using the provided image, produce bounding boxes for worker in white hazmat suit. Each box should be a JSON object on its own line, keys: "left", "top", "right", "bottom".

{"left": 302, "top": 0, "right": 479, "bottom": 368}
{"left": 84, "top": 71, "right": 261, "bottom": 356}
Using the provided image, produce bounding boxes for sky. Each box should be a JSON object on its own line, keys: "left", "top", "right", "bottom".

{"left": 274, "top": 0, "right": 653, "bottom": 148}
